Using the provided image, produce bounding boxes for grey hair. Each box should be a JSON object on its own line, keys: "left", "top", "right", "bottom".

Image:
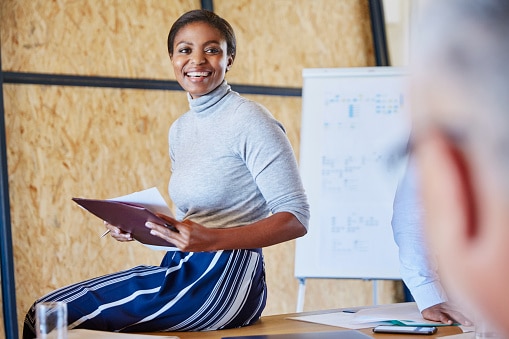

{"left": 415, "top": 0, "right": 509, "bottom": 94}
{"left": 413, "top": 0, "right": 509, "bottom": 174}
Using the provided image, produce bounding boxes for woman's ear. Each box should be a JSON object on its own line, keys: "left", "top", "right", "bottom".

{"left": 226, "top": 54, "right": 234, "bottom": 72}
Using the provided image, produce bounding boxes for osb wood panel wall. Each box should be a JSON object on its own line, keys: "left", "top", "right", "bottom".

{"left": 1, "top": 0, "right": 403, "bottom": 334}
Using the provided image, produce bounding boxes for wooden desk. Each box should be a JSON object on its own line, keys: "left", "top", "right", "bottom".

{"left": 151, "top": 309, "right": 464, "bottom": 338}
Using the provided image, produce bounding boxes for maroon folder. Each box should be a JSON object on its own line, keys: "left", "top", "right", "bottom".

{"left": 72, "top": 198, "right": 178, "bottom": 247}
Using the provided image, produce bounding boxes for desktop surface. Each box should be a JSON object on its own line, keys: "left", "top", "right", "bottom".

{"left": 144, "top": 307, "right": 464, "bottom": 338}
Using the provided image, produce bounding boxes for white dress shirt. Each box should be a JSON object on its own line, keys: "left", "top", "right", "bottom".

{"left": 391, "top": 160, "right": 448, "bottom": 311}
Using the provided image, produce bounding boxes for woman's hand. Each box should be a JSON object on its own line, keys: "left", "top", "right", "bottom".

{"left": 145, "top": 215, "right": 216, "bottom": 252}
{"left": 146, "top": 212, "right": 306, "bottom": 252}
{"left": 103, "top": 221, "right": 133, "bottom": 242}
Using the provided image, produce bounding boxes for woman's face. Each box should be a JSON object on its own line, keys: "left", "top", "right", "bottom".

{"left": 171, "top": 21, "right": 233, "bottom": 99}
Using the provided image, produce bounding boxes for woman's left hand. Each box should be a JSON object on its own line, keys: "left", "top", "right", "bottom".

{"left": 145, "top": 216, "right": 216, "bottom": 252}
{"left": 146, "top": 212, "right": 306, "bottom": 252}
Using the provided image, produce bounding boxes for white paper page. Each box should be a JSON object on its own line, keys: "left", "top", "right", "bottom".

{"left": 287, "top": 311, "right": 386, "bottom": 330}
{"left": 109, "top": 187, "right": 178, "bottom": 251}
{"left": 353, "top": 303, "right": 474, "bottom": 332}
{"left": 110, "top": 187, "right": 174, "bottom": 218}
{"left": 353, "top": 303, "right": 437, "bottom": 325}
{"left": 288, "top": 303, "right": 470, "bottom": 331}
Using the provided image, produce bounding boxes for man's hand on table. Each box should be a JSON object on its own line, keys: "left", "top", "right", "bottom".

{"left": 421, "top": 302, "right": 472, "bottom": 326}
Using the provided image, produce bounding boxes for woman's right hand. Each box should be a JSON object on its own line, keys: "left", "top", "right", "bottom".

{"left": 103, "top": 221, "right": 133, "bottom": 242}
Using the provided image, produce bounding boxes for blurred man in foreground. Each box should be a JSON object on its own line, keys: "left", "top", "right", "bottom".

{"left": 411, "top": 0, "right": 509, "bottom": 334}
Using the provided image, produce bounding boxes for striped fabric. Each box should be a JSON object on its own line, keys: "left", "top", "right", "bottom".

{"left": 23, "top": 249, "right": 266, "bottom": 339}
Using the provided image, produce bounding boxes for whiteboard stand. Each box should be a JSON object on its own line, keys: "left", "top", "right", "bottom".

{"left": 295, "top": 277, "right": 379, "bottom": 312}
{"left": 296, "top": 277, "right": 306, "bottom": 312}
{"left": 372, "top": 279, "right": 378, "bottom": 305}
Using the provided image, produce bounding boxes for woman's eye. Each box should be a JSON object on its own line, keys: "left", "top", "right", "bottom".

{"left": 205, "top": 48, "right": 220, "bottom": 54}
{"left": 178, "top": 48, "right": 191, "bottom": 54}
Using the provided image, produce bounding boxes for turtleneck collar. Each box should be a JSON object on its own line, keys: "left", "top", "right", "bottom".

{"left": 188, "top": 80, "right": 231, "bottom": 115}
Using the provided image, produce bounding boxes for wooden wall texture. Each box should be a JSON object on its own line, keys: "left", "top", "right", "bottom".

{"left": 0, "top": 0, "right": 403, "bottom": 336}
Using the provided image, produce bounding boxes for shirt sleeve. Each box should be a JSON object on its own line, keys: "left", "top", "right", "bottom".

{"left": 234, "top": 101, "right": 310, "bottom": 229}
{"left": 391, "top": 159, "right": 448, "bottom": 311}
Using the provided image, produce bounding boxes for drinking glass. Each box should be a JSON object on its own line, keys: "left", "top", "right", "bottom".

{"left": 35, "top": 301, "right": 67, "bottom": 339}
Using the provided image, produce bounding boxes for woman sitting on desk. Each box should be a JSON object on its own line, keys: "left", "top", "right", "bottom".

{"left": 23, "top": 9, "right": 309, "bottom": 338}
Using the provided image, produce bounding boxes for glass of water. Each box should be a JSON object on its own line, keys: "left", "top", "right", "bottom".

{"left": 35, "top": 301, "right": 67, "bottom": 339}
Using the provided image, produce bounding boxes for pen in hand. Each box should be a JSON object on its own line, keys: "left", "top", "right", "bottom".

{"left": 100, "top": 229, "right": 111, "bottom": 238}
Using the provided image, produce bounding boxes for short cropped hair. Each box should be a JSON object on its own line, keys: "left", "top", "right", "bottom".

{"left": 167, "top": 9, "right": 236, "bottom": 59}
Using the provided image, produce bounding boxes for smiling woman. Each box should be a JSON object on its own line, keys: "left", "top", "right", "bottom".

{"left": 22, "top": 9, "right": 309, "bottom": 338}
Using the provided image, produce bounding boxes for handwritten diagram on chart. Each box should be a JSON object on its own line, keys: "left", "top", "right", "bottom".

{"left": 296, "top": 68, "right": 410, "bottom": 279}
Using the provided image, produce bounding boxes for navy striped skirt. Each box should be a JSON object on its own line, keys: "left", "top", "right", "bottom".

{"left": 23, "top": 249, "right": 266, "bottom": 338}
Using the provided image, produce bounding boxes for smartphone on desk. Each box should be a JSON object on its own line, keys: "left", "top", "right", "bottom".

{"left": 373, "top": 325, "right": 437, "bottom": 335}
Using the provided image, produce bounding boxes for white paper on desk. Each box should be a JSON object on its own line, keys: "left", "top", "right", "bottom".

{"left": 68, "top": 329, "right": 179, "bottom": 338}
{"left": 354, "top": 303, "right": 474, "bottom": 333}
{"left": 288, "top": 303, "right": 460, "bottom": 330}
{"left": 352, "top": 302, "right": 442, "bottom": 326}
{"left": 287, "top": 311, "right": 387, "bottom": 330}
{"left": 109, "top": 187, "right": 178, "bottom": 252}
